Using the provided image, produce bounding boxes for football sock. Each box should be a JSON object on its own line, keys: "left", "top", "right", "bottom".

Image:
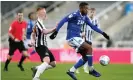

{"left": 4, "top": 59, "right": 11, "bottom": 68}
{"left": 46, "top": 65, "right": 53, "bottom": 70}
{"left": 83, "top": 62, "right": 88, "bottom": 71}
{"left": 18, "top": 56, "right": 26, "bottom": 66}
{"left": 34, "top": 62, "right": 48, "bottom": 78}
{"left": 70, "top": 58, "right": 85, "bottom": 72}
{"left": 86, "top": 55, "right": 94, "bottom": 71}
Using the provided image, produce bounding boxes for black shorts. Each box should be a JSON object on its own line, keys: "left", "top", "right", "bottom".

{"left": 8, "top": 38, "right": 27, "bottom": 56}
{"left": 35, "top": 45, "right": 55, "bottom": 62}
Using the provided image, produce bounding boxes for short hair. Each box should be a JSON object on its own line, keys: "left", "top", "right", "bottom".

{"left": 28, "top": 12, "right": 34, "bottom": 19}
{"left": 36, "top": 7, "right": 44, "bottom": 12}
{"left": 17, "top": 10, "right": 23, "bottom": 14}
{"left": 79, "top": 2, "right": 88, "bottom": 7}
{"left": 91, "top": 8, "right": 96, "bottom": 11}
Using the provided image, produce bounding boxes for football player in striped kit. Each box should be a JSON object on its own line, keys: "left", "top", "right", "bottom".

{"left": 76, "top": 8, "right": 100, "bottom": 74}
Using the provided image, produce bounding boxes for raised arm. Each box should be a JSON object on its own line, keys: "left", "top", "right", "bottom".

{"left": 50, "top": 12, "right": 77, "bottom": 39}
{"left": 85, "top": 17, "right": 110, "bottom": 40}
{"left": 85, "top": 17, "right": 103, "bottom": 34}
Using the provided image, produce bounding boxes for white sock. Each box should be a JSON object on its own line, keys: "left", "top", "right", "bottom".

{"left": 34, "top": 62, "right": 48, "bottom": 78}
{"left": 70, "top": 66, "right": 76, "bottom": 72}
{"left": 46, "top": 65, "right": 53, "bottom": 70}
{"left": 35, "top": 66, "right": 39, "bottom": 69}
{"left": 83, "top": 62, "right": 88, "bottom": 71}
{"left": 89, "top": 66, "right": 94, "bottom": 71}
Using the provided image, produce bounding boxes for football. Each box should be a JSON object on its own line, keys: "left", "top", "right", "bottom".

{"left": 99, "top": 55, "right": 110, "bottom": 66}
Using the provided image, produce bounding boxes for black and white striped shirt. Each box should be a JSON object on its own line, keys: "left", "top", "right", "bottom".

{"left": 82, "top": 17, "right": 100, "bottom": 42}
{"left": 34, "top": 18, "right": 47, "bottom": 47}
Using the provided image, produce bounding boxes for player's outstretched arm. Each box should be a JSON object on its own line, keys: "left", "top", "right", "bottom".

{"left": 49, "top": 17, "right": 68, "bottom": 39}
{"left": 42, "top": 27, "right": 56, "bottom": 35}
{"left": 50, "top": 12, "right": 77, "bottom": 39}
{"left": 85, "top": 17, "right": 110, "bottom": 40}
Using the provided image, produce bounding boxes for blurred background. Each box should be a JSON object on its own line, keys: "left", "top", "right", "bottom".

{"left": 1, "top": 1, "right": 133, "bottom": 49}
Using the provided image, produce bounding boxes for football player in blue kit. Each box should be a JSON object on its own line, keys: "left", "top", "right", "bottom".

{"left": 50, "top": 2, "right": 110, "bottom": 80}
{"left": 76, "top": 8, "right": 100, "bottom": 74}
{"left": 24, "top": 12, "right": 36, "bottom": 55}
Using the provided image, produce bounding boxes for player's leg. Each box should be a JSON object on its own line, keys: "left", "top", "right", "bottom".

{"left": 4, "top": 47, "right": 16, "bottom": 71}
{"left": 45, "top": 49, "right": 56, "bottom": 70}
{"left": 83, "top": 41, "right": 92, "bottom": 73}
{"left": 32, "top": 47, "right": 56, "bottom": 71}
{"left": 67, "top": 37, "right": 85, "bottom": 80}
{"left": 83, "top": 61, "right": 89, "bottom": 73}
{"left": 67, "top": 56, "right": 85, "bottom": 80}
{"left": 80, "top": 42, "right": 101, "bottom": 77}
{"left": 80, "top": 42, "right": 94, "bottom": 71}
{"left": 4, "top": 38, "right": 17, "bottom": 71}
{"left": 69, "top": 54, "right": 86, "bottom": 72}
{"left": 33, "top": 56, "right": 50, "bottom": 80}
{"left": 75, "top": 56, "right": 82, "bottom": 74}
{"left": 32, "top": 46, "right": 51, "bottom": 80}
{"left": 18, "top": 41, "right": 29, "bottom": 71}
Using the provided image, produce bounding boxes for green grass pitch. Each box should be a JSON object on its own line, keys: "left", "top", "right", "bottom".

{"left": 1, "top": 62, "right": 133, "bottom": 80}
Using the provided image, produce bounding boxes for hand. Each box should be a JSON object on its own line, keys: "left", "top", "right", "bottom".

{"left": 49, "top": 31, "right": 58, "bottom": 39}
{"left": 28, "top": 40, "right": 35, "bottom": 47}
{"left": 102, "top": 32, "right": 110, "bottom": 40}
{"left": 28, "top": 43, "right": 34, "bottom": 47}
{"left": 14, "top": 38, "right": 20, "bottom": 42}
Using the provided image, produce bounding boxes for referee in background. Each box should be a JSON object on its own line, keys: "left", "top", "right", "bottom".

{"left": 4, "top": 11, "right": 29, "bottom": 71}
{"left": 31, "top": 7, "right": 56, "bottom": 80}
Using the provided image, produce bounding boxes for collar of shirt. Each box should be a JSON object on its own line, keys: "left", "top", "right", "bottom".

{"left": 17, "top": 20, "right": 23, "bottom": 24}
{"left": 37, "top": 18, "right": 46, "bottom": 29}
{"left": 38, "top": 18, "right": 44, "bottom": 24}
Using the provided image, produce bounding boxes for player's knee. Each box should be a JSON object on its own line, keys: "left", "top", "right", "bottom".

{"left": 78, "top": 46, "right": 86, "bottom": 53}
{"left": 50, "top": 61, "right": 56, "bottom": 68}
{"left": 43, "top": 56, "right": 50, "bottom": 63}
{"left": 22, "top": 51, "right": 29, "bottom": 57}
{"left": 82, "top": 56, "right": 88, "bottom": 62}
{"left": 7, "top": 55, "right": 12, "bottom": 60}
{"left": 82, "top": 42, "right": 92, "bottom": 54}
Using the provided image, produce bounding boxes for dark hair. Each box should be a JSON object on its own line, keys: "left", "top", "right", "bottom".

{"left": 17, "top": 10, "right": 23, "bottom": 14}
{"left": 91, "top": 8, "right": 96, "bottom": 11}
{"left": 28, "top": 12, "right": 34, "bottom": 19}
{"left": 36, "top": 7, "right": 44, "bottom": 12}
{"left": 79, "top": 2, "right": 88, "bottom": 7}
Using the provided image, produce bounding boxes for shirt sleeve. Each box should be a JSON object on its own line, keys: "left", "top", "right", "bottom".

{"left": 56, "top": 12, "right": 77, "bottom": 32}
{"left": 9, "top": 21, "right": 15, "bottom": 34}
{"left": 23, "top": 21, "right": 27, "bottom": 30}
{"left": 85, "top": 16, "right": 103, "bottom": 34}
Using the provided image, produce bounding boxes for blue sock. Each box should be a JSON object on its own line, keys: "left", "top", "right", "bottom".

{"left": 74, "top": 58, "right": 85, "bottom": 69}
{"left": 30, "top": 50, "right": 36, "bottom": 55}
{"left": 86, "top": 55, "right": 93, "bottom": 67}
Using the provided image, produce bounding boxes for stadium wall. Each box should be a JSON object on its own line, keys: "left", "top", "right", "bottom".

{"left": 1, "top": 48, "right": 133, "bottom": 64}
